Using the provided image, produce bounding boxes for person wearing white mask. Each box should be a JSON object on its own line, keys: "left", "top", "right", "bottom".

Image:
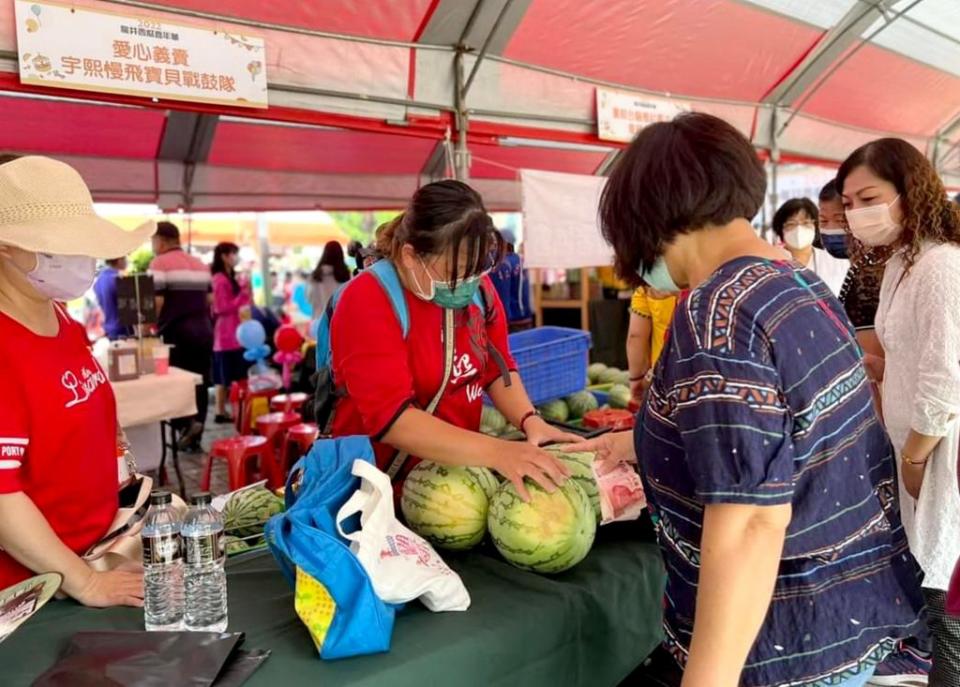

{"left": 772, "top": 197, "right": 849, "bottom": 296}
{"left": 838, "top": 138, "right": 960, "bottom": 685}
{"left": 0, "top": 156, "right": 154, "bottom": 607}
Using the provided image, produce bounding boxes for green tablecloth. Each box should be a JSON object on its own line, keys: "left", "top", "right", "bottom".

{"left": 1, "top": 525, "right": 665, "bottom": 687}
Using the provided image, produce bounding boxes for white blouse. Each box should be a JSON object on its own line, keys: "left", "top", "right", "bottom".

{"left": 808, "top": 248, "right": 849, "bottom": 297}
{"left": 876, "top": 241, "right": 960, "bottom": 590}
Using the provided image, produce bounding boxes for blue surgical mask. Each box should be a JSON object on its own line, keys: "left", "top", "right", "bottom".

{"left": 637, "top": 256, "right": 680, "bottom": 293}
{"left": 820, "top": 227, "right": 849, "bottom": 260}
{"left": 413, "top": 257, "right": 481, "bottom": 309}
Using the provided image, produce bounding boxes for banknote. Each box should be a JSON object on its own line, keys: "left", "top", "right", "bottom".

{"left": 592, "top": 458, "right": 647, "bottom": 525}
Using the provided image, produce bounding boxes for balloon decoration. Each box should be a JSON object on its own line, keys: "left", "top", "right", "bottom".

{"left": 273, "top": 324, "right": 304, "bottom": 390}
{"left": 236, "top": 320, "right": 271, "bottom": 374}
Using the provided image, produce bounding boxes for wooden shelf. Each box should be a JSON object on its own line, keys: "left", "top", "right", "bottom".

{"left": 541, "top": 299, "right": 583, "bottom": 308}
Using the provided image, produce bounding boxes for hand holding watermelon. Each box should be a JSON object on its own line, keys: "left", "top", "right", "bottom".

{"left": 489, "top": 442, "right": 571, "bottom": 503}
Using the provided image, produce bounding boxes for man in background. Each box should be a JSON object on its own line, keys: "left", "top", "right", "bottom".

{"left": 490, "top": 229, "right": 533, "bottom": 332}
{"left": 93, "top": 257, "right": 132, "bottom": 341}
{"left": 149, "top": 221, "right": 213, "bottom": 451}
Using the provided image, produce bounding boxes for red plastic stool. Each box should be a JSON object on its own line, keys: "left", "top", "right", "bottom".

{"left": 256, "top": 411, "right": 303, "bottom": 488}
{"left": 280, "top": 423, "right": 320, "bottom": 478}
{"left": 202, "top": 436, "right": 271, "bottom": 492}
{"left": 270, "top": 392, "right": 309, "bottom": 414}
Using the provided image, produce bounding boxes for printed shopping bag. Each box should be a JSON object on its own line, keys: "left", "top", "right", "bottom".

{"left": 336, "top": 459, "right": 470, "bottom": 612}
{"left": 265, "top": 436, "right": 396, "bottom": 660}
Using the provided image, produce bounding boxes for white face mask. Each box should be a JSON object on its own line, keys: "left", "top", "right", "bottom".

{"left": 25, "top": 253, "right": 97, "bottom": 301}
{"left": 784, "top": 223, "right": 817, "bottom": 251}
{"left": 845, "top": 195, "right": 902, "bottom": 247}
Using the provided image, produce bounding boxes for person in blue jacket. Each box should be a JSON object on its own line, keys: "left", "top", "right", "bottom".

{"left": 93, "top": 257, "right": 132, "bottom": 340}
{"left": 489, "top": 229, "right": 533, "bottom": 332}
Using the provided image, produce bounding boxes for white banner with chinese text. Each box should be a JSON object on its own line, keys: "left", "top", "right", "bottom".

{"left": 15, "top": 0, "right": 267, "bottom": 108}
{"left": 596, "top": 87, "right": 686, "bottom": 143}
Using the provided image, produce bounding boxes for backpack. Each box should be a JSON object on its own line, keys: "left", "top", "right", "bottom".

{"left": 312, "top": 260, "right": 497, "bottom": 436}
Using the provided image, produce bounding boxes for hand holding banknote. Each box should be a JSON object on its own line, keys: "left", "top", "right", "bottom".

{"left": 558, "top": 431, "right": 646, "bottom": 524}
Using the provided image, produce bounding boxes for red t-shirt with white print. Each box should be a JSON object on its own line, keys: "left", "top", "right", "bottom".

{"left": 0, "top": 306, "right": 117, "bottom": 589}
{"left": 330, "top": 273, "right": 516, "bottom": 485}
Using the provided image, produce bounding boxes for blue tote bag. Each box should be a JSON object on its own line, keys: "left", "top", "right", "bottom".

{"left": 265, "top": 435, "right": 398, "bottom": 659}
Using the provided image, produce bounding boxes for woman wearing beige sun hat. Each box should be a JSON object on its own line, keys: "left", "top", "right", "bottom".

{"left": 0, "top": 155, "right": 154, "bottom": 607}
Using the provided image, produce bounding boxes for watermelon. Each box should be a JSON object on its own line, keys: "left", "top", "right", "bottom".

{"left": 614, "top": 370, "right": 631, "bottom": 386}
{"left": 588, "top": 363, "right": 608, "bottom": 384}
{"left": 608, "top": 384, "right": 632, "bottom": 409}
{"left": 481, "top": 406, "right": 507, "bottom": 435}
{"left": 223, "top": 488, "right": 284, "bottom": 538}
{"left": 538, "top": 399, "right": 570, "bottom": 423}
{"left": 548, "top": 449, "right": 600, "bottom": 522}
{"left": 401, "top": 462, "right": 492, "bottom": 550}
{"left": 223, "top": 535, "right": 251, "bottom": 556}
{"left": 598, "top": 367, "right": 623, "bottom": 385}
{"left": 565, "top": 390, "right": 599, "bottom": 419}
{"left": 583, "top": 408, "right": 635, "bottom": 431}
{"left": 470, "top": 466, "right": 500, "bottom": 500}
{"left": 488, "top": 478, "right": 596, "bottom": 574}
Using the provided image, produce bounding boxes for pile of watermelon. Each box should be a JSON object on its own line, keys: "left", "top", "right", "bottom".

{"left": 588, "top": 363, "right": 631, "bottom": 387}
{"left": 402, "top": 456, "right": 599, "bottom": 574}
{"left": 222, "top": 486, "right": 285, "bottom": 556}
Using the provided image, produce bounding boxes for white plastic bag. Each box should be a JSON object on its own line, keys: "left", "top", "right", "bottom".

{"left": 335, "top": 460, "right": 470, "bottom": 612}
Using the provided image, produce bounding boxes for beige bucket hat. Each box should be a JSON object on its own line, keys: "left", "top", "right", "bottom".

{"left": 0, "top": 156, "right": 155, "bottom": 259}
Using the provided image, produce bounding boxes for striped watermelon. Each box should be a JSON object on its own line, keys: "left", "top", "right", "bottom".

{"left": 548, "top": 449, "right": 600, "bottom": 522}
{"left": 487, "top": 478, "right": 596, "bottom": 574}
{"left": 401, "top": 462, "right": 493, "bottom": 550}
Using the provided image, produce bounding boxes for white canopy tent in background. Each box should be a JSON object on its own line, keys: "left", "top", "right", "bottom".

{"left": 0, "top": 0, "right": 955, "bottom": 213}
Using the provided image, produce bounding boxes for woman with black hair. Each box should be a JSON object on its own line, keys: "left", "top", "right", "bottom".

{"left": 328, "top": 180, "right": 576, "bottom": 500}
{"left": 211, "top": 241, "right": 250, "bottom": 424}
{"left": 772, "top": 196, "right": 849, "bottom": 295}
{"left": 308, "top": 241, "right": 351, "bottom": 316}
{"left": 566, "top": 113, "right": 923, "bottom": 687}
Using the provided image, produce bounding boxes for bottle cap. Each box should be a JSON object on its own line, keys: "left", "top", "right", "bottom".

{"left": 190, "top": 492, "right": 212, "bottom": 506}
{"left": 149, "top": 490, "right": 172, "bottom": 506}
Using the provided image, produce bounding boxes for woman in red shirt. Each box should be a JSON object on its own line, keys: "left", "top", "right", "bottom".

{"left": 331, "top": 181, "right": 576, "bottom": 499}
{"left": 0, "top": 156, "right": 150, "bottom": 606}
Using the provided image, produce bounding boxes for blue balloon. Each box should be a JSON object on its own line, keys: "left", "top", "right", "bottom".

{"left": 236, "top": 320, "right": 266, "bottom": 350}
{"left": 242, "top": 344, "right": 271, "bottom": 363}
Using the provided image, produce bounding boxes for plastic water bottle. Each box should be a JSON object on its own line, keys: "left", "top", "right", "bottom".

{"left": 142, "top": 490, "right": 184, "bottom": 631}
{"left": 182, "top": 492, "right": 228, "bottom": 632}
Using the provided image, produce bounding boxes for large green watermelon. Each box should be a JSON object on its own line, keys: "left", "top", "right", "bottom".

{"left": 597, "top": 367, "right": 623, "bottom": 385}
{"left": 538, "top": 399, "right": 570, "bottom": 423}
{"left": 548, "top": 449, "right": 600, "bottom": 522}
{"left": 608, "top": 384, "right": 632, "bottom": 409}
{"left": 565, "top": 391, "right": 599, "bottom": 419}
{"left": 487, "top": 478, "right": 596, "bottom": 574}
{"left": 480, "top": 406, "right": 507, "bottom": 435}
{"left": 469, "top": 466, "right": 500, "bottom": 500}
{"left": 223, "top": 488, "right": 284, "bottom": 538}
{"left": 588, "top": 363, "right": 608, "bottom": 385}
{"left": 401, "top": 462, "right": 492, "bottom": 550}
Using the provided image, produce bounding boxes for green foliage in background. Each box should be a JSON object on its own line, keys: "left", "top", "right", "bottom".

{"left": 329, "top": 211, "right": 402, "bottom": 245}
{"left": 129, "top": 246, "right": 154, "bottom": 274}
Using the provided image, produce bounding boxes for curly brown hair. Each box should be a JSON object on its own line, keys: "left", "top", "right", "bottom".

{"left": 837, "top": 138, "right": 960, "bottom": 273}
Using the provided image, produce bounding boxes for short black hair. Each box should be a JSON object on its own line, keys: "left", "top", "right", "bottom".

{"left": 0, "top": 153, "right": 21, "bottom": 166}
{"left": 819, "top": 179, "right": 841, "bottom": 204}
{"left": 155, "top": 220, "right": 180, "bottom": 242}
{"left": 772, "top": 197, "right": 818, "bottom": 241}
{"left": 105, "top": 257, "right": 125, "bottom": 268}
{"left": 954, "top": 192, "right": 960, "bottom": 206}
{"left": 599, "top": 112, "right": 765, "bottom": 287}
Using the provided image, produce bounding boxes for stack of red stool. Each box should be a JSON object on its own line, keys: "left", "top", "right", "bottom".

{"left": 270, "top": 392, "right": 309, "bottom": 415}
{"left": 280, "top": 423, "right": 320, "bottom": 476}
{"left": 256, "top": 411, "right": 303, "bottom": 488}
{"left": 201, "top": 436, "right": 271, "bottom": 492}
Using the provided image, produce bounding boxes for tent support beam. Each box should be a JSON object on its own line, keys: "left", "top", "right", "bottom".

{"left": 462, "top": 0, "right": 517, "bottom": 98}
{"left": 454, "top": 50, "right": 470, "bottom": 181}
{"left": 769, "top": 107, "right": 781, "bottom": 227}
{"left": 777, "top": 0, "right": 924, "bottom": 138}
{"left": 763, "top": 0, "right": 885, "bottom": 108}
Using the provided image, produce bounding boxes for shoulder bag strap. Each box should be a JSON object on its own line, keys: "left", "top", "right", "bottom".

{"left": 386, "top": 307, "right": 455, "bottom": 480}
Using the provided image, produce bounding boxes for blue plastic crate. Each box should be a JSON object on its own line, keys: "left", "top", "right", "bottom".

{"left": 507, "top": 327, "right": 592, "bottom": 405}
